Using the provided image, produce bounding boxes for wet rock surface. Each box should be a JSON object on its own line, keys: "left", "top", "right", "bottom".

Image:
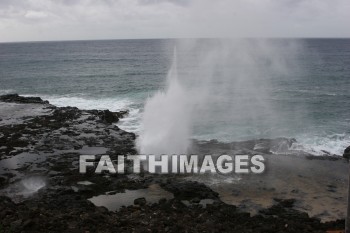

{"left": 0, "top": 104, "right": 135, "bottom": 160}
{"left": 0, "top": 95, "right": 346, "bottom": 232}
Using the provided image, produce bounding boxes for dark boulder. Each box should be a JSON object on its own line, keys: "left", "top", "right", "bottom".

{"left": 161, "top": 180, "right": 219, "bottom": 201}
{"left": 343, "top": 146, "right": 350, "bottom": 159}
{"left": 86, "top": 109, "right": 123, "bottom": 124}
{"left": 0, "top": 94, "right": 49, "bottom": 104}
{"left": 0, "top": 177, "right": 7, "bottom": 189}
{"left": 100, "top": 110, "right": 119, "bottom": 123}
{"left": 134, "top": 197, "right": 146, "bottom": 206}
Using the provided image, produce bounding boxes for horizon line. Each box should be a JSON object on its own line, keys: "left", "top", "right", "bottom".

{"left": 1, "top": 36, "right": 350, "bottom": 44}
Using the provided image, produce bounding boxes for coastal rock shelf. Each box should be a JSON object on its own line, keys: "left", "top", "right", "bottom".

{"left": 0, "top": 94, "right": 347, "bottom": 232}
{"left": 0, "top": 95, "right": 135, "bottom": 159}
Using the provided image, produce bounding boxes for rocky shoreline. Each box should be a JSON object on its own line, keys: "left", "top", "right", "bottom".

{"left": 0, "top": 94, "right": 347, "bottom": 232}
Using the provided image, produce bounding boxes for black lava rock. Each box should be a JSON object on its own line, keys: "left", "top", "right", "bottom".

{"left": 0, "top": 94, "right": 49, "bottom": 104}
{"left": 161, "top": 180, "right": 219, "bottom": 201}
{"left": 100, "top": 110, "right": 119, "bottom": 123}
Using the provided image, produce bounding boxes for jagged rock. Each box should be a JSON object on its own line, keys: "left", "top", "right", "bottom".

{"left": 0, "top": 177, "right": 7, "bottom": 189}
{"left": 99, "top": 110, "right": 119, "bottom": 123}
{"left": 0, "top": 94, "right": 49, "bottom": 104}
{"left": 86, "top": 109, "right": 125, "bottom": 124}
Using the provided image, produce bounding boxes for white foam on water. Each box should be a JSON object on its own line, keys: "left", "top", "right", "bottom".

{"left": 293, "top": 133, "right": 350, "bottom": 156}
{"left": 42, "top": 95, "right": 132, "bottom": 112}
{"left": 23, "top": 94, "right": 143, "bottom": 133}
{"left": 117, "top": 108, "right": 142, "bottom": 133}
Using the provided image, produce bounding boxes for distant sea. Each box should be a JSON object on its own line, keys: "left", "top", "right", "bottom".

{"left": 0, "top": 39, "right": 349, "bottom": 155}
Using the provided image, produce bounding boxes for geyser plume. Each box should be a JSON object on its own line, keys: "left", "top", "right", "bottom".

{"left": 138, "top": 39, "right": 303, "bottom": 155}
{"left": 138, "top": 48, "right": 191, "bottom": 155}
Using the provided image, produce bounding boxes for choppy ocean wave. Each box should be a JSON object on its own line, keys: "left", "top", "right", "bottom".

{"left": 291, "top": 133, "right": 350, "bottom": 156}
{"left": 42, "top": 95, "right": 132, "bottom": 111}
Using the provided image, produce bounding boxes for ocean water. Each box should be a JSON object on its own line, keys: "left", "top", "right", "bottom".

{"left": 0, "top": 39, "right": 349, "bottom": 155}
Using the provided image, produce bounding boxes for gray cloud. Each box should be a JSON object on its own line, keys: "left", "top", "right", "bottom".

{"left": 0, "top": 0, "right": 349, "bottom": 42}
{"left": 138, "top": 0, "right": 190, "bottom": 6}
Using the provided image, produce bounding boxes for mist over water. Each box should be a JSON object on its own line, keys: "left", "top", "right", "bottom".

{"left": 138, "top": 39, "right": 305, "bottom": 155}
{"left": 185, "top": 39, "right": 303, "bottom": 139}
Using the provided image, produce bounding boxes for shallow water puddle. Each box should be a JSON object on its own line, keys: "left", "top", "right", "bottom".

{"left": 0, "top": 152, "right": 45, "bottom": 175}
{"left": 88, "top": 184, "right": 174, "bottom": 211}
{"left": 77, "top": 180, "right": 94, "bottom": 185}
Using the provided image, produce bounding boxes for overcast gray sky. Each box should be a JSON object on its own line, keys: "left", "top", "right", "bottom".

{"left": 0, "top": 0, "right": 349, "bottom": 42}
